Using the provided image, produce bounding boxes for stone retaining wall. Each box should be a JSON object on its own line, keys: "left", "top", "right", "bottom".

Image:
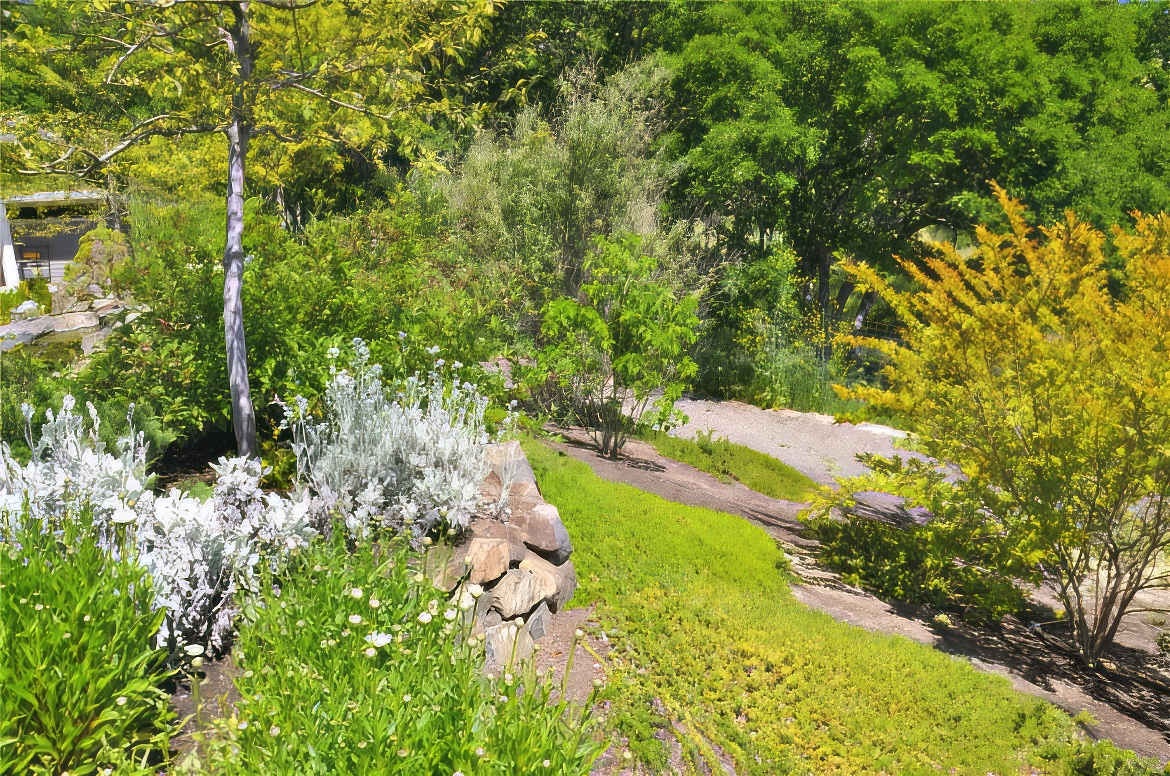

{"left": 429, "top": 441, "right": 577, "bottom": 670}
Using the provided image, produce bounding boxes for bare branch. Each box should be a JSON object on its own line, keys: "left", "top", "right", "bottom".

{"left": 286, "top": 82, "right": 398, "bottom": 121}
{"left": 106, "top": 33, "right": 156, "bottom": 84}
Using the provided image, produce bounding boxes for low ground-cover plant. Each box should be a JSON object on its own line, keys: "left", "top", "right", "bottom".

{"left": 0, "top": 523, "right": 175, "bottom": 775}
{"left": 203, "top": 531, "right": 603, "bottom": 774}
{"left": 806, "top": 455, "right": 1028, "bottom": 621}
{"left": 643, "top": 428, "right": 817, "bottom": 502}
{"left": 523, "top": 439, "right": 1159, "bottom": 774}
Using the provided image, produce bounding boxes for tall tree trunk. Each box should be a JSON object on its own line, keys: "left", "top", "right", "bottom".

{"left": 224, "top": 2, "right": 258, "bottom": 459}
{"left": 224, "top": 119, "right": 257, "bottom": 459}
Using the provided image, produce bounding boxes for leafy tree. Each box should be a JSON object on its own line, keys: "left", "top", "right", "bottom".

{"left": 842, "top": 187, "right": 1170, "bottom": 665}
{"left": 668, "top": 0, "right": 1170, "bottom": 359}
{"left": 538, "top": 235, "right": 699, "bottom": 460}
{"left": 3, "top": 0, "right": 497, "bottom": 457}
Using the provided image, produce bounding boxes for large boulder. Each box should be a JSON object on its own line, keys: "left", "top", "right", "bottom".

{"left": 483, "top": 618, "right": 533, "bottom": 668}
{"left": 519, "top": 552, "right": 577, "bottom": 612}
{"left": 511, "top": 502, "right": 573, "bottom": 564}
{"left": 491, "top": 568, "right": 555, "bottom": 619}
{"left": 9, "top": 299, "right": 42, "bottom": 322}
{"left": 464, "top": 538, "right": 509, "bottom": 585}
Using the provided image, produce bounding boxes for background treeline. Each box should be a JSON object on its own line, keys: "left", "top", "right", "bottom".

{"left": 3, "top": 0, "right": 1169, "bottom": 460}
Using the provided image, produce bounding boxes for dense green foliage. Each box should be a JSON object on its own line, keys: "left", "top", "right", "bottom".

{"left": 75, "top": 189, "right": 508, "bottom": 459}
{"left": 807, "top": 455, "right": 1029, "bottom": 622}
{"left": 0, "top": 278, "right": 52, "bottom": 320}
{"left": 538, "top": 235, "right": 699, "bottom": 458}
{"left": 203, "top": 531, "right": 602, "bottom": 774}
{"left": 644, "top": 428, "right": 817, "bottom": 503}
{"left": 524, "top": 440, "right": 1158, "bottom": 774}
{"left": 0, "top": 525, "right": 175, "bottom": 774}
{"left": 842, "top": 192, "right": 1170, "bottom": 665}
{"left": 664, "top": 0, "right": 1170, "bottom": 401}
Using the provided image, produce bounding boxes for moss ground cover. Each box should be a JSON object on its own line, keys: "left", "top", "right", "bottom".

{"left": 643, "top": 429, "right": 817, "bottom": 502}
{"left": 203, "top": 532, "right": 603, "bottom": 774}
{"left": 524, "top": 441, "right": 1153, "bottom": 774}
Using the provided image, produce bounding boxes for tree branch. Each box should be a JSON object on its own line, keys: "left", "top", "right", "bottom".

{"left": 286, "top": 82, "right": 397, "bottom": 121}
{"left": 19, "top": 115, "right": 221, "bottom": 178}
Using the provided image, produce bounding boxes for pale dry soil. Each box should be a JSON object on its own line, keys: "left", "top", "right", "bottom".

{"left": 552, "top": 397, "right": 1170, "bottom": 765}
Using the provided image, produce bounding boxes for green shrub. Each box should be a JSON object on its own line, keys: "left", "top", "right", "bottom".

{"left": 0, "top": 523, "right": 175, "bottom": 774}
{"left": 538, "top": 234, "right": 699, "bottom": 459}
{"left": 522, "top": 439, "right": 1156, "bottom": 773}
{"left": 643, "top": 428, "right": 817, "bottom": 502}
{"left": 0, "top": 277, "right": 52, "bottom": 321}
{"left": 205, "top": 532, "right": 603, "bottom": 774}
{"left": 806, "top": 455, "right": 1028, "bottom": 622}
{"left": 79, "top": 188, "right": 514, "bottom": 456}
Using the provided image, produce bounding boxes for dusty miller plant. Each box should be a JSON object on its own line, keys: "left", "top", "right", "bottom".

{"left": 0, "top": 396, "right": 314, "bottom": 657}
{"left": 285, "top": 339, "right": 489, "bottom": 543}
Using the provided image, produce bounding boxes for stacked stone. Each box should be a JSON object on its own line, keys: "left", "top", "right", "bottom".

{"left": 428, "top": 441, "right": 577, "bottom": 670}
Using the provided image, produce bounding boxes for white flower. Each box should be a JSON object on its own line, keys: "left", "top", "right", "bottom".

{"left": 184, "top": 644, "right": 205, "bottom": 657}
{"left": 269, "top": 726, "right": 280, "bottom": 737}
{"left": 444, "top": 608, "right": 457, "bottom": 621}
{"left": 115, "top": 696, "right": 127, "bottom": 706}
{"left": 364, "top": 631, "right": 393, "bottom": 647}
{"left": 417, "top": 611, "right": 432, "bottom": 624}
{"left": 368, "top": 598, "right": 380, "bottom": 609}
{"left": 349, "top": 614, "right": 363, "bottom": 625}
{"left": 350, "top": 587, "right": 364, "bottom": 599}
{"left": 364, "top": 647, "right": 377, "bottom": 658}
{"left": 402, "top": 694, "right": 412, "bottom": 702}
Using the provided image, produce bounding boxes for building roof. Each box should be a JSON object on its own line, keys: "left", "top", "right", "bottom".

{"left": 2, "top": 190, "right": 107, "bottom": 208}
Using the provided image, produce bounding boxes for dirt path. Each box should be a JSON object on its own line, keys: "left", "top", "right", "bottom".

{"left": 549, "top": 430, "right": 1170, "bottom": 764}
{"left": 671, "top": 397, "right": 922, "bottom": 486}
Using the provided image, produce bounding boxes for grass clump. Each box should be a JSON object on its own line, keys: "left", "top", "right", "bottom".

{"left": 644, "top": 428, "right": 817, "bottom": 502}
{"left": 203, "top": 531, "right": 603, "bottom": 774}
{"left": 0, "top": 524, "right": 175, "bottom": 775}
{"left": 523, "top": 440, "right": 1159, "bottom": 774}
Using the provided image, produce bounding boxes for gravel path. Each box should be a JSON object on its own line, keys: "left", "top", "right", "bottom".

{"left": 670, "top": 397, "right": 922, "bottom": 486}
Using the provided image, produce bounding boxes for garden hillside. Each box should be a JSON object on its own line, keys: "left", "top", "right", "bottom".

{"left": 4, "top": 0, "right": 1170, "bottom": 773}
{"left": 523, "top": 441, "right": 1151, "bottom": 773}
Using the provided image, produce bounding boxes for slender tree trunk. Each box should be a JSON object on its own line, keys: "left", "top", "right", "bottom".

{"left": 224, "top": 119, "right": 257, "bottom": 459}
{"left": 224, "top": 2, "right": 258, "bottom": 459}
{"left": 851, "top": 288, "right": 877, "bottom": 359}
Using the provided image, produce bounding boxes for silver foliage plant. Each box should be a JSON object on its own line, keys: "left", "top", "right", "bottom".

{"left": 285, "top": 339, "right": 489, "bottom": 543}
{"left": 0, "top": 397, "right": 153, "bottom": 538}
{"left": 1, "top": 342, "right": 491, "bottom": 656}
{"left": 0, "top": 399, "right": 314, "bottom": 657}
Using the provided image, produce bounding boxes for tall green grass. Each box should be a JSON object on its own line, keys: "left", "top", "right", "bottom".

{"left": 643, "top": 429, "right": 817, "bottom": 502}
{"left": 0, "top": 524, "right": 175, "bottom": 775}
{"left": 203, "top": 532, "right": 603, "bottom": 774}
{"left": 524, "top": 440, "right": 1156, "bottom": 774}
